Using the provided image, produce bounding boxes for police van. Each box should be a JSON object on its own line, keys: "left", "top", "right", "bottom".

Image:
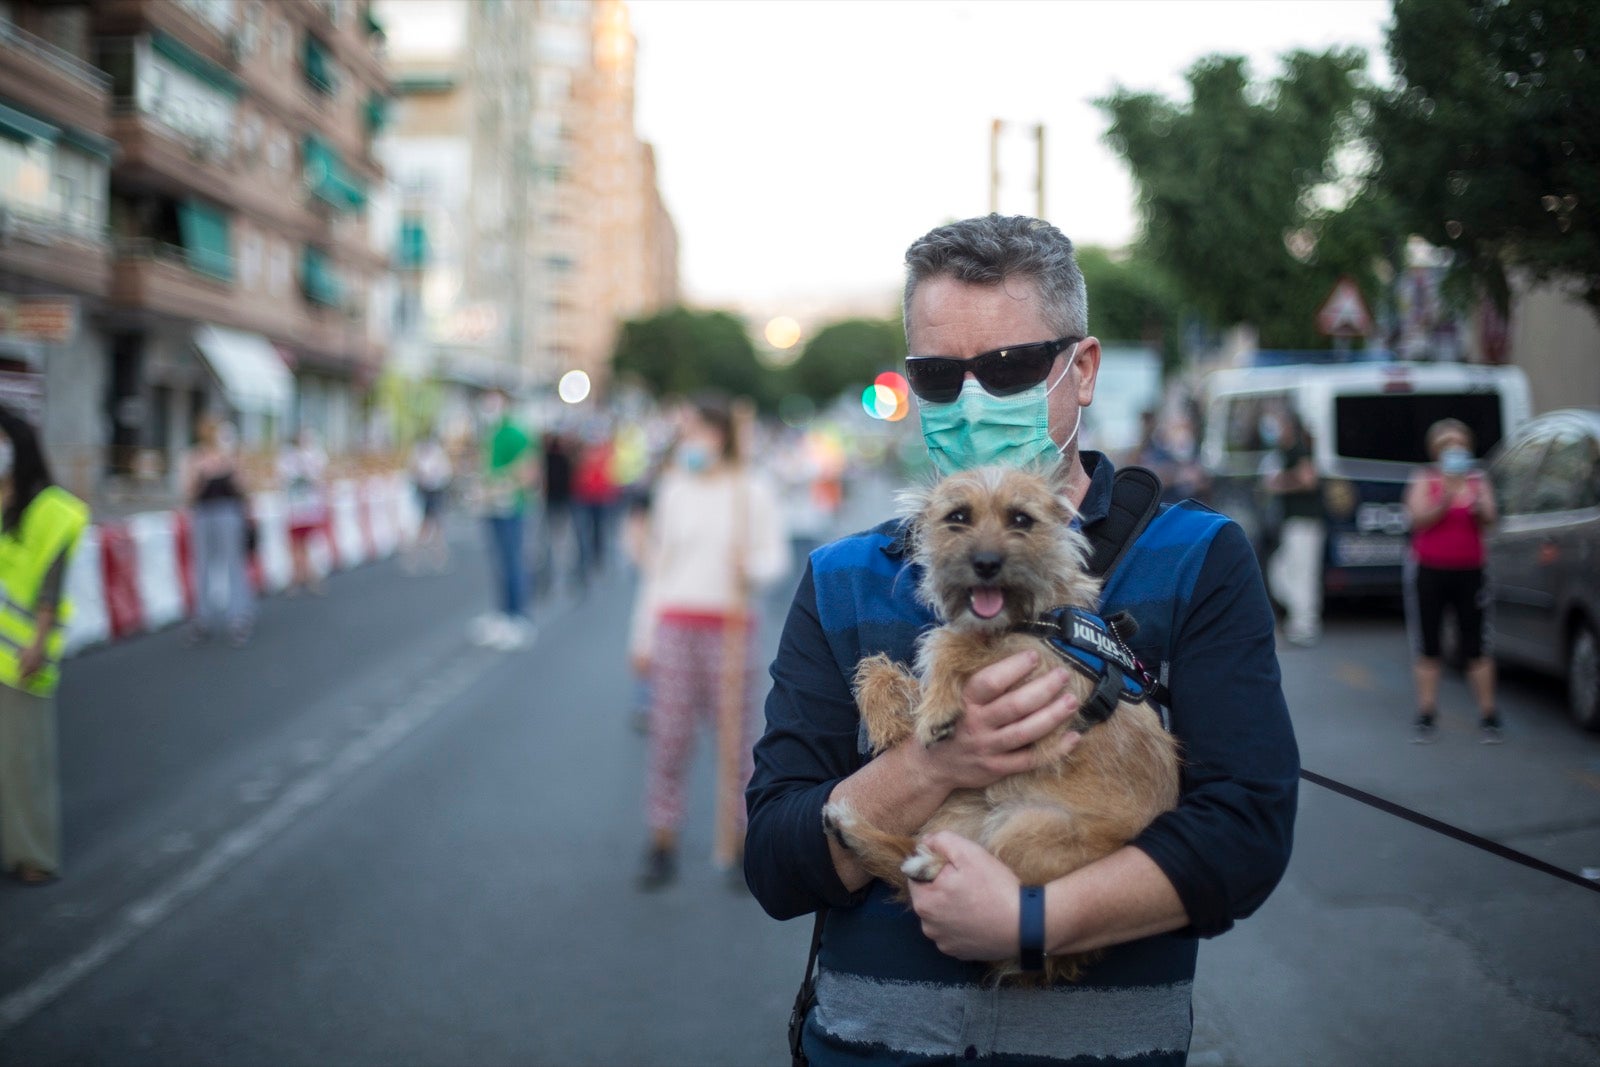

{"left": 1198, "top": 359, "right": 1532, "bottom": 598}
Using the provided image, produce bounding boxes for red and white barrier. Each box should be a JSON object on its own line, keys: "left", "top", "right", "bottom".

{"left": 61, "top": 475, "right": 419, "bottom": 655}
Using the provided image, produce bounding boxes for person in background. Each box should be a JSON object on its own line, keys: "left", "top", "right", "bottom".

{"left": 537, "top": 431, "right": 575, "bottom": 597}
{"left": 407, "top": 432, "right": 453, "bottom": 575}
{"left": 475, "top": 390, "right": 539, "bottom": 651}
{"left": 572, "top": 428, "right": 621, "bottom": 591}
{"left": 278, "top": 428, "right": 328, "bottom": 596}
{"left": 1260, "top": 408, "right": 1323, "bottom": 647}
{"left": 630, "top": 395, "right": 789, "bottom": 890}
{"left": 185, "top": 417, "right": 254, "bottom": 646}
{"left": 621, "top": 475, "right": 656, "bottom": 736}
{"left": 0, "top": 408, "right": 88, "bottom": 886}
{"left": 1403, "top": 418, "right": 1501, "bottom": 744}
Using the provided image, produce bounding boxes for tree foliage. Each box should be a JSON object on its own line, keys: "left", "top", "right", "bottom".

{"left": 785, "top": 318, "right": 906, "bottom": 405}
{"left": 1075, "top": 247, "right": 1187, "bottom": 370}
{"left": 610, "top": 306, "right": 779, "bottom": 409}
{"left": 1375, "top": 0, "right": 1600, "bottom": 313}
{"left": 1098, "top": 50, "right": 1384, "bottom": 347}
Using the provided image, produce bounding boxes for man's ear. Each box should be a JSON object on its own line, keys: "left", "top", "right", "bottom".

{"left": 1073, "top": 338, "right": 1103, "bottom": 408}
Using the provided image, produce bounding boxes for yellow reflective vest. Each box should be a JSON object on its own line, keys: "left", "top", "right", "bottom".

{"left": 0, "top": 486, "right": 89, "bottom": 696}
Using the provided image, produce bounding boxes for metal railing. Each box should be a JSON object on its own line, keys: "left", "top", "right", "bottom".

{"left": 113, "top": 236, "right": 234, "bottom": 281}
{"left": 0, "top": 18, "right": 112, "bottom": 92}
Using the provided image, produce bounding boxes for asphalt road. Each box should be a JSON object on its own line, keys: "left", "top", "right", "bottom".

{"left": 1, "top": 484, "right": 1597, "bottom": 1066}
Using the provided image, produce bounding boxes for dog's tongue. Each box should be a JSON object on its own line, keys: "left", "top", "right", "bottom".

{"left": 970, "top": 587, "right": 1005, "bottom": 620}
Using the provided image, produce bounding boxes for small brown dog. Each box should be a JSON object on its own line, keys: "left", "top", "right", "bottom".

{"left": 823, "top": 465, "right": 1179, "bottom": 983}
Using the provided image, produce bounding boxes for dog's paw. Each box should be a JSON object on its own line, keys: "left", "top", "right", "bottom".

{"left": 901, "top": 843, "right": 946, "bottom": 883}
{"left": 916, "top": 708, "right": 962, "bottom": 747}
{"left": 821, "top": 802, "right": 857, "bottom": 850}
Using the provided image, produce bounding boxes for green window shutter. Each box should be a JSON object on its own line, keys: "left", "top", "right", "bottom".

{"left": 302, "top": 35, "right": 338, "bottom": 96}
{"left": 178, "top": 199, "right": 233, "bottom": 281}
{"left": 150, "top": 32, "right": 243, "bottom": 98}
{"left": 363, "top": 4, "right": 384, "bottom": 38}
{"left": 398, "top": 218, "right": 428, "bottom": 269}
{"left": 0, "top": 101, "right": 59, "bottom": 144}
{"left": 364, "top": 93, "right": 388, "bottom": 134}
{"left": 301, "top": 246, "right": 342, "bottom": 307}
{"left": 303, "top": 134, "right": 364, "bottom": 212}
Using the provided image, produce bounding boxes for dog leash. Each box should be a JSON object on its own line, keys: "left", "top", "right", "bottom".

{"left": 1298, "top": 768, "right": 1600, "bottom": 894}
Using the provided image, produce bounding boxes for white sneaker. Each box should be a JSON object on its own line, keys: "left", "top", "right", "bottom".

{"left": 491, "top": 615, "right": 536, "bottom": 651}
{"left": 471, "top": 613, "right": 503, "bottom": 647}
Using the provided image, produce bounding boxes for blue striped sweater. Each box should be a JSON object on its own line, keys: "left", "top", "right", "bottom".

{"left": 746, "top": 454, "right": 1300, "bottom": 1065}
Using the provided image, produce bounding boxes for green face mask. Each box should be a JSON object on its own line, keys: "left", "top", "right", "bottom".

{"left": 918, "top": 348, "right": 1080, "bottom": 476}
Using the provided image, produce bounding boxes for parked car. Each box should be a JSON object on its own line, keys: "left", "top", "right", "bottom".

{"left": 1484, "top": 409, "right": 1600, "bottom": 730}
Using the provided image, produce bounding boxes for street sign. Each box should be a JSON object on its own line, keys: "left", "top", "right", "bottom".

{"left": 1316, "top": 276, "right": 1374, "bottom": 338}
{"left": 0, "top": 296, "right": 78, "bottom": 344}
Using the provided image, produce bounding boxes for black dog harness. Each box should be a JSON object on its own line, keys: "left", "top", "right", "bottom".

{"left": 1011, "top": 606, "right": 1166, "bottom": 726}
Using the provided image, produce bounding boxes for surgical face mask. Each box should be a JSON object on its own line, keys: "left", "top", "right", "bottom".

{"left": 918, "top": 345, "right": 1080, "bottom": 477}
{"left": 1439, "top": 447, "right": 1474, "bottom": 476}
{"left": 679, "top": 442, "right": 713, "bottom": 473}
{"left": 1258, "top": 418, "right": 1282, "bottom": 448}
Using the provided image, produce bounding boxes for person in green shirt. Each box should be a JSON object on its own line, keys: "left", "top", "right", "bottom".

{"left": 476, "top": 390, "right": 541, "bottom": 651}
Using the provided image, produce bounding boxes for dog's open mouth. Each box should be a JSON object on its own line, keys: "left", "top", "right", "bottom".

{"left": 969, "top": 586, "right": 1006, "bottom": 620}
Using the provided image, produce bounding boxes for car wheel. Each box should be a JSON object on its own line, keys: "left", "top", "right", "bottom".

{"left": 1570, "top": 621, "right": 1600, "bottom": 732}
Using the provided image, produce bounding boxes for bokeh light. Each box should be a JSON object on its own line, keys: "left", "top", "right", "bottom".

{"left": 558, "top": 370, "right": 592, "bottom": 404}
{"left": 764, "top": 316, "right": 802, "bottom": 350}
{"left": 862, "top": 371, "right": 910, "bottom": 421}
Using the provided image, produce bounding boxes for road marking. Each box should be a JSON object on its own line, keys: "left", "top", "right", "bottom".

{"left": 0, "top": 654, "right": 490, "bottom": 1034}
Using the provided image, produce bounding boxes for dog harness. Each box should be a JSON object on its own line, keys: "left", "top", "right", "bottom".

{"left": 1012, "top": 606, "right": 1165, "bottom": 726}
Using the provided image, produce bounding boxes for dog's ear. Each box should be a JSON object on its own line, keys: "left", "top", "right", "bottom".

{"left": 891, "top": 480, "right": 934, "bottom": 555}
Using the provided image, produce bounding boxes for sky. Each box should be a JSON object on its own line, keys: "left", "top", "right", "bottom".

{"left": 623, "top": 0, "right": 1393, "bottom": 318}
{"left": 384, "top": 0, "right": 1396, "bottom": 319}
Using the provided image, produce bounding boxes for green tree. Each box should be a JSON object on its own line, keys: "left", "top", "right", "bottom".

{"left": 1075, "top": 247, "right": 1187, "bottom": 370}
{"left": 1375, "top": 0, "right": 1600, "bottom": 313}
{"left": 1098, "top": 50, "right": 1383, "bottom": 347}
{"left": 610, "top": 306, "right": 779, "bottom": 408}
{"left": 786, "top": 318, "right": 906, "bottom": 405}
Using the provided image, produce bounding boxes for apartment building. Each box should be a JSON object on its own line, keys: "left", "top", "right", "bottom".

{"left": 0, "top": 0, "right": 394, "bottom": 510}
{"left": 379, "top": 0, "right": 676, "bottom": 411}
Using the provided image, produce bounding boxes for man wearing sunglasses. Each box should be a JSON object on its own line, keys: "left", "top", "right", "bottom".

{"left": 747, "top": 215, "right": 1299, "bottom": 1066}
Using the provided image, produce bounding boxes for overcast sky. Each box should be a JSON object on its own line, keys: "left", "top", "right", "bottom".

{"left": 626, "top": 0, "right": 1392, "bottom": 316}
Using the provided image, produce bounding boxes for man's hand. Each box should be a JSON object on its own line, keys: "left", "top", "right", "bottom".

{"left": 907, "top": 832, "right": 1020, "bottom": 961}
{"left": 921, "top": 651, "right": 1083, "bottom": 793}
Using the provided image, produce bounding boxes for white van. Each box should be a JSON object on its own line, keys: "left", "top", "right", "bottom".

{"left": 1199, "top": 360, "right": 1532, "bottom": 598}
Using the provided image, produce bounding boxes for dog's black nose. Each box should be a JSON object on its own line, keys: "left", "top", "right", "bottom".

{"left": 971, "top": 551, "right": 1003, "bottom": 580}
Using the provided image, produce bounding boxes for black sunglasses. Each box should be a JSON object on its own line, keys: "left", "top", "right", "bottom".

{"left": 904, "top": 336, "right": 1081, "bottom": 404}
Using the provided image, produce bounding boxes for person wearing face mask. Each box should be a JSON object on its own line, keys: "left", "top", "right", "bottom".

{"left": 628, "top": 395, "right": 789, "bottom": 890}
{"left": 746, "top": 215, "right": 1298, "bottom": 1067}
{"left": 0, "top": 407, "right": 88, "bottom": 886}
{"left": 1403, "top": 419, "right": 1501, "bottom": 744}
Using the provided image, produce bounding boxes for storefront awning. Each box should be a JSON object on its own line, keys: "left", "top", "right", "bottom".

{"left": 192, "top": 325, "right": 293, "bottom": 416}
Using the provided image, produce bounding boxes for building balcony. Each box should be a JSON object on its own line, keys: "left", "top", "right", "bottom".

{"left": 109, "top": 109, "right": 239, "bottom": 207}
{"left": 0, "top": 19, "right": 112, "bottom": 137}
{"left": 93, "top": 0, "right": 231, "bottom": 71}
{"left": 0, "top": 210, "right": 111, "bottom": 297}
{"left": 109, "top": 237, "right": 239, "bottom": 325}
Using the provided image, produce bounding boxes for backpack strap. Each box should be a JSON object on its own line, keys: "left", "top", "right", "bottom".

{"left": 1084, "top": 465, "right": 1163, "bottom": 580}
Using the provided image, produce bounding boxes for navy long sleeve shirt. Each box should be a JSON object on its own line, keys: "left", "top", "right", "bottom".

{"left": 745, "top": 454, "right": 1299, "bottom": 1065}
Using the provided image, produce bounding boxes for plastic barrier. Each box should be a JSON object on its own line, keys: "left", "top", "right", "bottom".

{"left": 58, "top": 475, "right": 414, "bottom": 656}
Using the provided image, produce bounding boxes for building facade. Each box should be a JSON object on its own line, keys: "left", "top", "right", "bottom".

{"left": 379, "top": 0, "right": 676, "bottom": 415}
{"left": 0, "top": 0, "right": 394, "bottom": 513}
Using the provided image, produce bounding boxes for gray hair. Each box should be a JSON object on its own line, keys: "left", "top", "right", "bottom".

{"left": 902, "top": 214, "right": 1088, "bottom": 340}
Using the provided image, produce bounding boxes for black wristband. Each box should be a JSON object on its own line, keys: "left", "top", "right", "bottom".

{"left": 1019, "top": 885, "right": 1046, "bottom": 972}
